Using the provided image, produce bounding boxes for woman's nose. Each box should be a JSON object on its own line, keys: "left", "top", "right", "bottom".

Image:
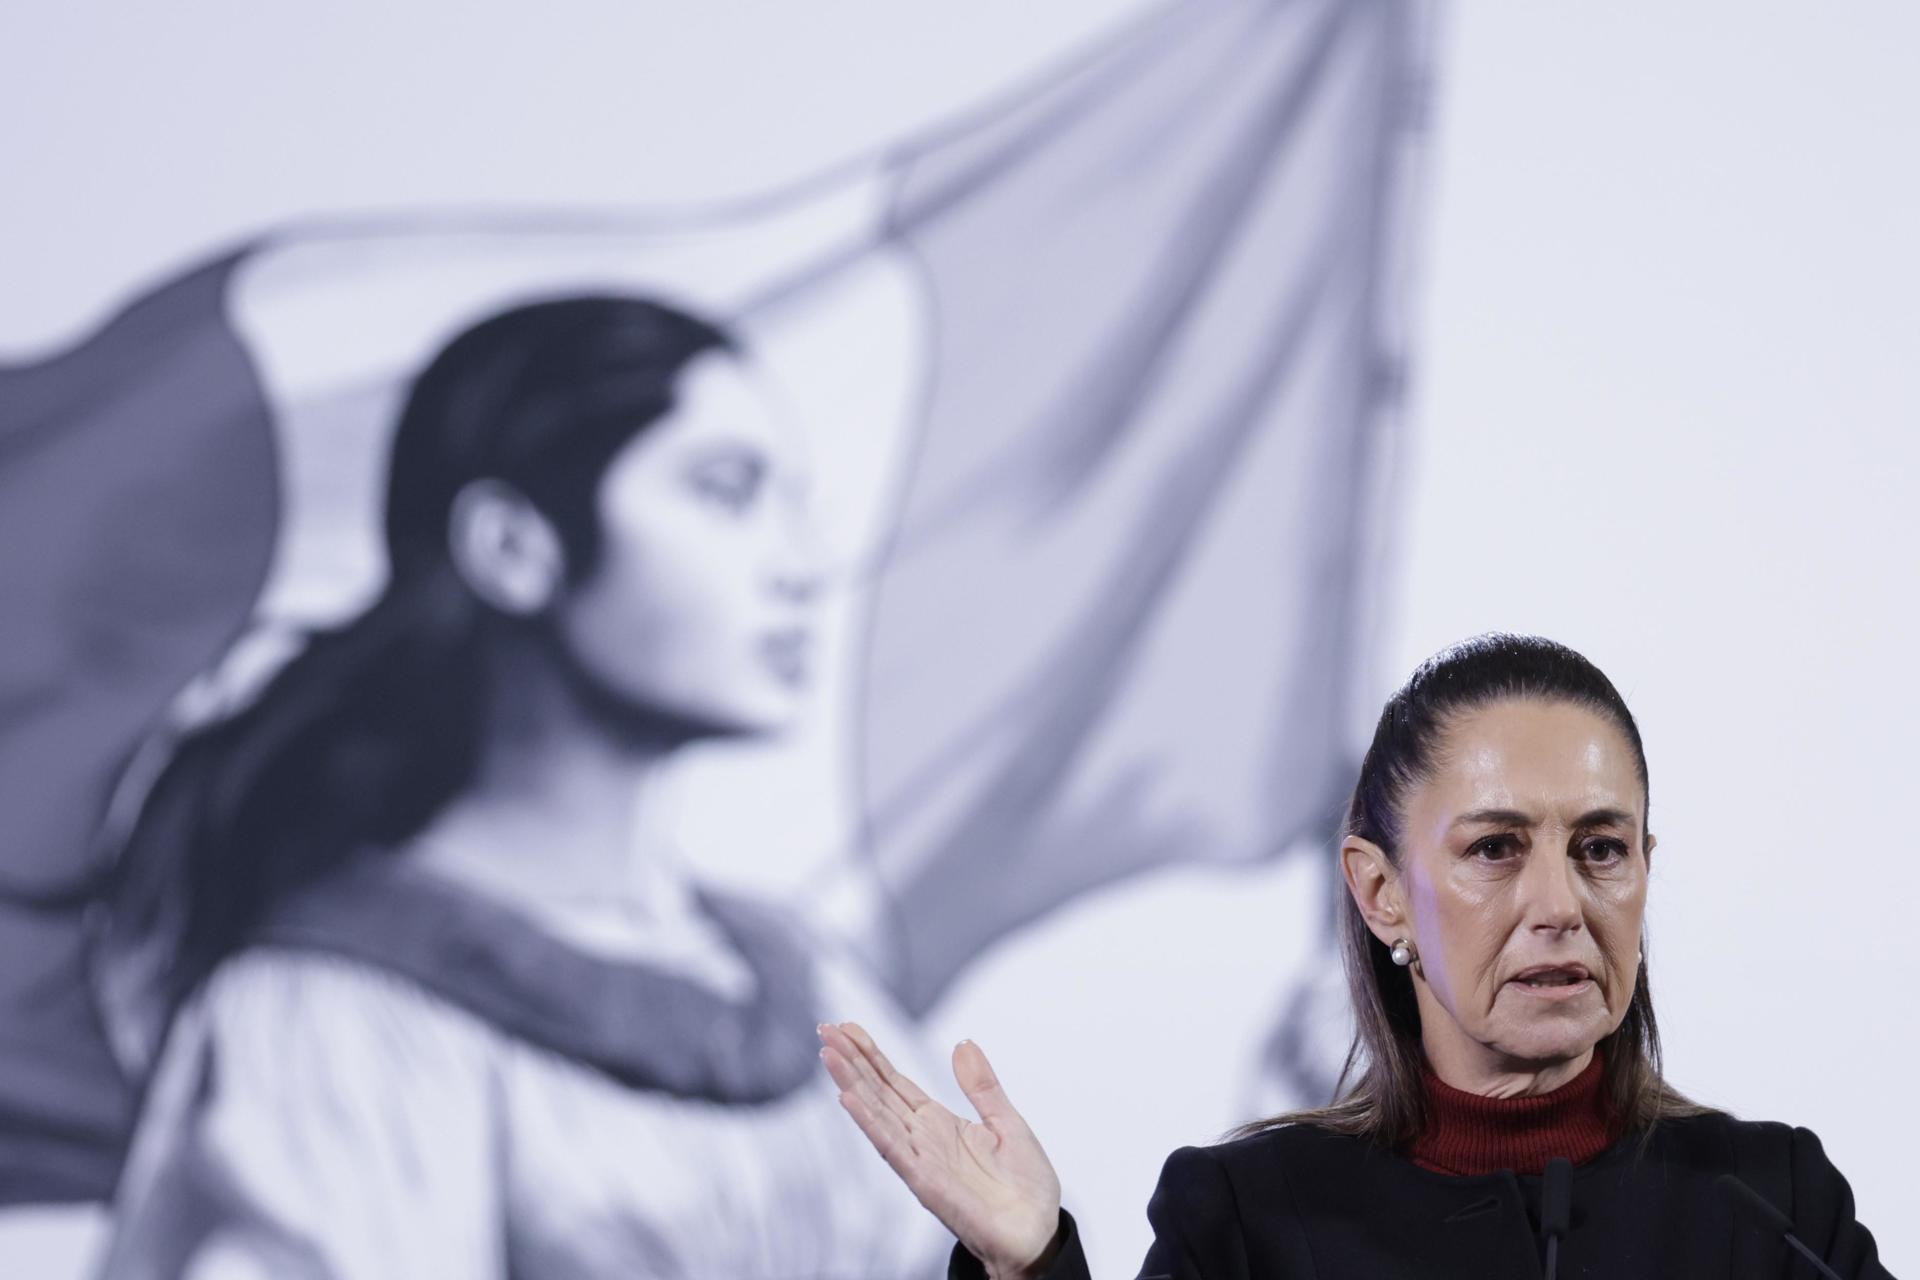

{"left": 768, "top": 518, "right": 827, "bottom": 606}
{"left": 770, "top": 564, "right": 820, "bottom": 606}
{"left": 1523, "top": 846, "right": 1585, "bottom": 934}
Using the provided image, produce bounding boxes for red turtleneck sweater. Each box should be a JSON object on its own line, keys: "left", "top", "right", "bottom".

{"left": 1404, "top": 1048, "right": 1622, "bottom": 1176}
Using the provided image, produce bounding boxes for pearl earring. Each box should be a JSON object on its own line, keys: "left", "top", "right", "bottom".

{"left": 1390, "top": 938, "right": 1417, "bottom": 967}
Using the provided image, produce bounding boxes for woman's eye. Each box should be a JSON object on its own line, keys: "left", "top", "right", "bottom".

{"left": 1470, "top": 835, "right": 1519, "bottom": 861}
{"left": 1579, "top": 838, "right": 1628, "bottom": 863}
{"left": 690, "top": 458, "right": 765, "bottom": 511}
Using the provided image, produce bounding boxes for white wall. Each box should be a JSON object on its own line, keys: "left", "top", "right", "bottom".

{"left": 2, "top": 2, "right": 1913, "bottom": 1273}
{"left": 1396, "top": 5, "right": 1920, "bottom": 1263}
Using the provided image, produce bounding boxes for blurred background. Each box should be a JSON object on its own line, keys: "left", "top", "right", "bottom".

{"left": 2, "top": 2, "right": 1914, "bottom": 1275}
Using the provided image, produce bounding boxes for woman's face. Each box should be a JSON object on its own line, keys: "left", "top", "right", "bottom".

{"left": 552, "top": 348, "right": 823, "bottom": 737}
{"left": 1350, "top": 698, "right": 1652, "bottom": 1077}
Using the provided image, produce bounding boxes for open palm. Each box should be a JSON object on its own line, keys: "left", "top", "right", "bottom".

{"left": 819, "top": 1021, "right": 1064, "bottom": 1276}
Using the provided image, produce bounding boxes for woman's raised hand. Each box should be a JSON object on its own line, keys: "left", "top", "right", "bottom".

{"left": 819, "top": 1022, "right": 1064, "bottom": 1278}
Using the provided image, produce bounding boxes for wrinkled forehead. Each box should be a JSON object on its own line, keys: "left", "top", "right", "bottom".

{"left": 1419, "top": 699, "right": 1646, "bottom": 827}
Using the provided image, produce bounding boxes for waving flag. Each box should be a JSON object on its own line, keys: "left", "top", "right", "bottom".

{"left": 0, "top": 0, "right": 1427, "bottom": 1205}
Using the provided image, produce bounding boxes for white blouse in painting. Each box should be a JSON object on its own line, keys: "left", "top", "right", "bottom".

{"left": 99, "top": 856, "right": 953, "bottom": 1280}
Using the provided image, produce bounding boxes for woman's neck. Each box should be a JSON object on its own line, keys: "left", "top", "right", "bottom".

{"left": 407, "top": 755, "right": 693, "bottom": 912}
{"left": 400, "top": 631, "right": 702, "bottom": 916}
{"left": 1407, "top": 1046, "right": 1617, "bottom": 1177}
{"left": 1420, "top": 1033, "right": 1595, "bottom": 1099}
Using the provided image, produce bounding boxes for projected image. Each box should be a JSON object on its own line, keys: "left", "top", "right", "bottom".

{"left": 0, "top": 2, "right": 1424, "bottom": 1275}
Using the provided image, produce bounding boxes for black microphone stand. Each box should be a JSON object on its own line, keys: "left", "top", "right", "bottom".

{"left": 1541, "top": 1157, "right": 1572, "bottom": 1280}
{"left": 1718, "top": 1173, "right": 1846, "bottom": 1280}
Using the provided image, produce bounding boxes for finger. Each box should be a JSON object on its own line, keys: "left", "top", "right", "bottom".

{"left": 821, "top": 1040, "right": 907, "bottom": 1124}
{"left": 838, "top": 1084, "right": 911, "bottom": 1165}
{"left": 820, "top": 1025, "right": 919, "bottom": 1129}
{"left": 819, "top": 1038, "right": 863, "bottom": 1094}
{"left": 952, "top": 1039, "right": 1033, "bottom": 1136}
{"left": 820, "top": 1042, "right": 875, "bottom": 1107}
{"left": 829, "top": 1049, "right": 918, "bottom": 1149}
{"left": 840, "top": 1088, "right": 976, "bottom": 1226}
{"left": 823, "top": 1042, "right": 917, "bottom": 1140}
{"left": 822, "top": 1023, "right": 923, "bottom": 1127}
{"left": 836, "top": 1020, "right": 935, "bottom": 1110}
{"left": 837, "top": 1077, "right": 933, "bottom": 1189}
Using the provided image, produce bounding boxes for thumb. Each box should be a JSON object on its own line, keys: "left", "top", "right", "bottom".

{"left": 952, "top": 1039, "right": 1027, "bottom": 1132}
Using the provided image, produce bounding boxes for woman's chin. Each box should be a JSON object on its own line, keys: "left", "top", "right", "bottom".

{"left": 1485, "top": 1005, "right": 1609, "bottom": 1064}
{"left": 677, "top": 695, "right": 806, "bottom": 741}
{"left": 1489, "top": 1027, "right": 1605, "bottom": 1066}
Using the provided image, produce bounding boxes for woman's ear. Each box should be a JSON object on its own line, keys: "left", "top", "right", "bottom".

{"left": 448, "top": 478, "right": 566, "bottom": 616}
{"left": 1340, "top": 836, "right": 1406, "bottom": 947}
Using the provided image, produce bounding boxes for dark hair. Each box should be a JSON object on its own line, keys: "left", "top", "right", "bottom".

{"left": 99, "top": 295, "right": 736, "bottom": 1056}
{"left": 1232, "top": 632, "right": 1711, "bottom": 1147}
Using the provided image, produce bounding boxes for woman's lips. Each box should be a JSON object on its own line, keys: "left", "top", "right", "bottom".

{"left": 758, "top": 629, "right": 812, "bottom": 686}
{"left": 1508, "top": 977, "right": 1594, "bottom": 1001}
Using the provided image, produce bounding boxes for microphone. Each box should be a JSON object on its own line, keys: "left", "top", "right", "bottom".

{"left": 1541, "top": 1157, "right": 1571, "bottom": 1280}
{"left": 1717, "top": 1173, "right": 1844, "bottom": 1280}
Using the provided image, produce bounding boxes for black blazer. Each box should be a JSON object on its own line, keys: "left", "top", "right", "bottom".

{"left": 950, "top": 1112, "right": 1896, "bottom": 1278}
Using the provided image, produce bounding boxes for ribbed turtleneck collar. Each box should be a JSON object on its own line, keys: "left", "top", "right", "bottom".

{"left": 1405, "top": 1047, "right": 1620, "bottom": 1177}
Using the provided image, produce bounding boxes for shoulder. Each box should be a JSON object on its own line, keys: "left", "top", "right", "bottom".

{"left": 1637, "top": 1110, "right": 1796, "bottom": 1180}
{"left": 1646, "top": 1110, "right": 1863, "bottom": 1205}
{"left": 126, "top": 949, "right": 504, "bottom": 1195}
{"left": 1206, "top": 1112, "right": 1846, "bottom": 1186}
{"left": 202, "top": 945, "right": 497, "bottom": 1032}
{"left": 1646, "top": 1111, "right": 1886, "bottom": 1272}
{"left": 109, "top": 955, "right": 508, "bottom": 1279}
{"left": 185, "top": 946, "right": 501, "bottom": 1096}
{"left": 1205, "top": 1118, "right": 1378, "bottom": 1177}
{"left": 1149, "top": 1122, "right": 1370, "bottom": 1217}
{"left": 1130, "top": 1127, "right": 1350, "bottom": 1267}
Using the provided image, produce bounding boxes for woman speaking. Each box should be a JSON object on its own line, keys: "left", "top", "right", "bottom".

{"left": 822, "top": 634, "right": 1895, "bottom": 1278}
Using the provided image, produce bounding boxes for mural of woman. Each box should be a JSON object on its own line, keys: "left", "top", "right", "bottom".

{"left": 91, "top": 295, "right": 955, "bottom": 1278}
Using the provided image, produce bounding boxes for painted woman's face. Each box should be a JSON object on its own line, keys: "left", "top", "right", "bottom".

{"left": 1356, "top": 699, "right": 1651, "bottom": 1076}
{"left": 552, "top": 349, "right": 823, "bottom": 737}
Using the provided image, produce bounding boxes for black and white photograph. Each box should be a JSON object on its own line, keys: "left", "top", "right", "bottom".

{"left": 0, "top": 2, "right": 1912, "bottom": 1276}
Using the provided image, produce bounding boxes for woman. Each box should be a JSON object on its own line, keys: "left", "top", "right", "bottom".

{"left": 93, "top": 296, "right": 955, "bottom": 1277}
{"left": 823, "top": 634, "right": 1896, "bottom": 1278}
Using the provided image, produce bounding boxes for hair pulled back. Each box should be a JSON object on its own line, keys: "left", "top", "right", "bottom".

{"left": 1235, "top": 632, "right": 1709, "bottom": 1147}
{"left": 98, "top": 296, "right": 735, "bottom": 1062}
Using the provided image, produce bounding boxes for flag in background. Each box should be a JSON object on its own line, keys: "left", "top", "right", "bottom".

{"left": 848, "top": 0, "right": 1425, "bottom": 1016}
{"left": 0, "top": 0, "right": 1426, "bottom": 1209}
